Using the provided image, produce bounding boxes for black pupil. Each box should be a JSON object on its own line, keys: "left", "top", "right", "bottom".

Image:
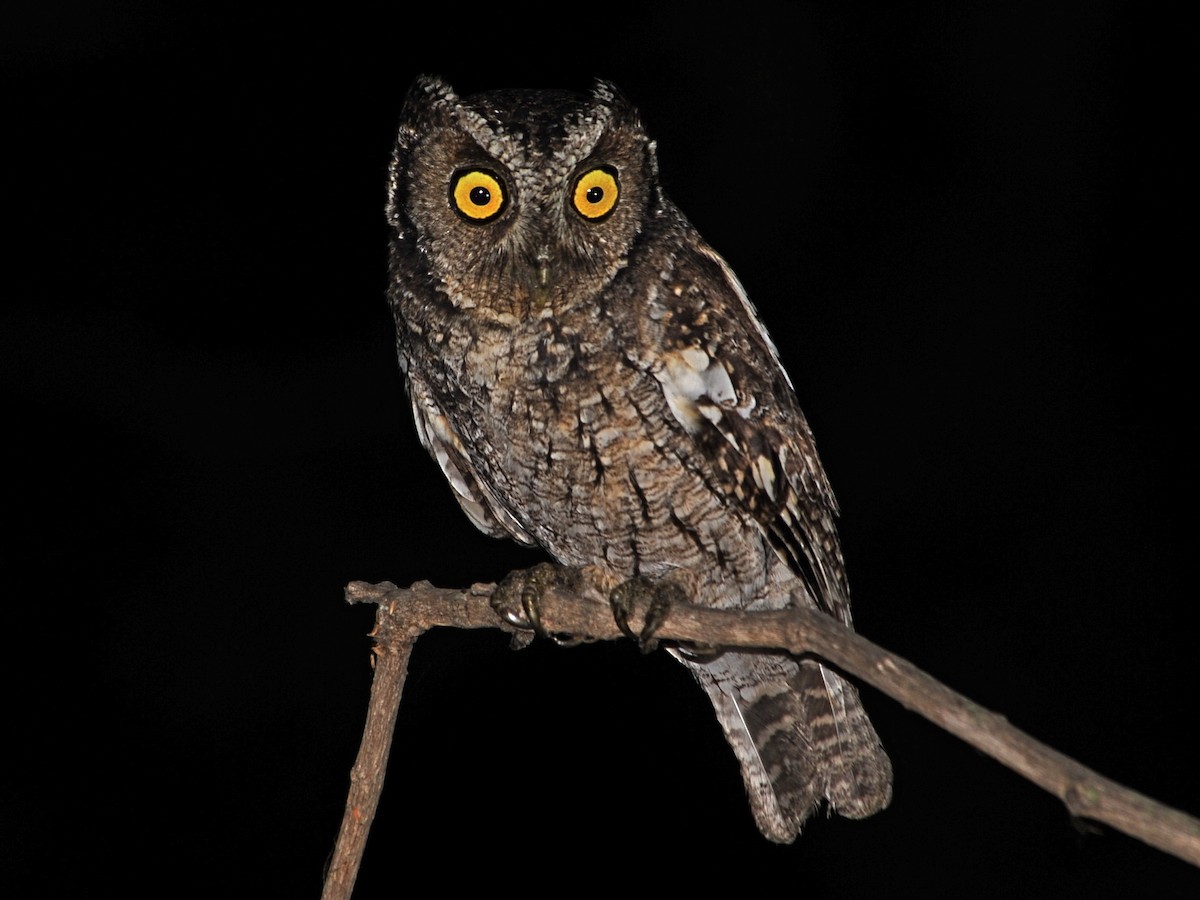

{"left": 469, "top": 185, "right": 491, "bottom": 206}
{"left": 586, "top": 186, "right": 604, "bottom": 204}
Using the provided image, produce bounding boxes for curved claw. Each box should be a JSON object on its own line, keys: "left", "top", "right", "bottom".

{"left": 673, "top": 640, "right": 724, "bottom": 661}
{"left": 496, "top": 606, "right": 534, "bottom": 630}
{"left": 547, "top": 632, "right": 592, "bottom": 648}
{"left": 608, "top": 576, "right": 647, "bottom": 641}
{"left": 520, "top": 581, "right": 547, "bottom": 636}
{"left": 491, "top": 562, "right": 586, "bottom": 647}
{"left": 609, "top": 576, "right": 680, "bottom": 654}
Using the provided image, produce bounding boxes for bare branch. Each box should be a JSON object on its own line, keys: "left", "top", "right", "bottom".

{"left": 322, "top": 577, "right": 1199, "bottom": 897}
{"left": 319, "top": 608, "right": 416, "bottom": 900}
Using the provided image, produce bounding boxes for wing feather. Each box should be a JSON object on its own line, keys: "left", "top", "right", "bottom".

{"left": 646, "top": 234, "right": 852, "bottom": 623}
{"left": 408, "top": 376, "right": 537, "bottom": 546}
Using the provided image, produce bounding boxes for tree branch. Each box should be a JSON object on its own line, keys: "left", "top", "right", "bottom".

{"left": 319, "top": 617, "right": 416, "bottom": 900}
{"left": 321, "top": 577, "right": 1199, "bottom": 899}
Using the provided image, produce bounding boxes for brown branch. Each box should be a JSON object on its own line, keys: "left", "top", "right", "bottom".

{"left": 318, "top": 607, "right": 417, "bottom": 900}
{"left": 322, "top": 577, "right": 1200, "bottom": 898}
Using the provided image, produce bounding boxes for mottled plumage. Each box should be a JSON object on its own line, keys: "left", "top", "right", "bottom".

{"left": 385, "top": 75, "right": 891, "bottom": 841}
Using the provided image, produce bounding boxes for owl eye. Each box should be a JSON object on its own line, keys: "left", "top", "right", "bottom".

{"left": 451, "top": 169, "right": 507, "bottom": 222}
{"left": 571, "top": 166, "right": 619, "bottom": 220}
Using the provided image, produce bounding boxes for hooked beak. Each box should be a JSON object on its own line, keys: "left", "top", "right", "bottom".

{"left": 535, "top": 246, "right": 552, "bottom": 289}
{"left": 529, "top": 245, "right": 554, "bottom": 310}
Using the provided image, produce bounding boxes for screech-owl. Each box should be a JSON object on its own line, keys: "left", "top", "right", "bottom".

{"left": 384, "top": 75, "right": 892, "bottom": 842}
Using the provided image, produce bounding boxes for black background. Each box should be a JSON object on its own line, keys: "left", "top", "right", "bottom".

{"left": 4, "top": 3, "right": 1194, "bottom": 897}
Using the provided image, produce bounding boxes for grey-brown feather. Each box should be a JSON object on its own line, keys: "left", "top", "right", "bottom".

{"left": 386, "top": 74, "right": 891, "bottom": 841}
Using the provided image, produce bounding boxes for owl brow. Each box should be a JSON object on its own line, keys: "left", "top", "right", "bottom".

{"left": 450, "top": 103, "right": 529, "bottom": 170}
{"left": 550, "top": 102, "right": 613, "bottom": 173}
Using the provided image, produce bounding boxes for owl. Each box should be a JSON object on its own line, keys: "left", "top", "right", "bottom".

{"left": 384, "top": 74, "right": 892, "bottom": 842}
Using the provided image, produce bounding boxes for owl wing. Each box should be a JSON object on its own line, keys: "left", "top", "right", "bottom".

{"left": 406, "top": 371, "right": 538, "bottom": 547}
{"left": 643, "top": 228, "right": 852, "bottom": 625}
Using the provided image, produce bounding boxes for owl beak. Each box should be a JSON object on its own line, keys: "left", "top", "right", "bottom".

{"left": 529, "top": 247, "right": 554, "bottom": 310}
{"left": 535, "top": 247, "right": 552, "bottom": 288}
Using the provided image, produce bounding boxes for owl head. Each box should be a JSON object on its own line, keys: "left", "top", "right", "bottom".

{"left": 386, "top": 75, "right": 661, "bottom": 317}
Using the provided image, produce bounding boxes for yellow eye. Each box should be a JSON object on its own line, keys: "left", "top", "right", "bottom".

{"left": 451, "top": 169, "right": 506, "bottom": 222}
{"left": 572, "top": 166, "right": 619, "bottom": 220}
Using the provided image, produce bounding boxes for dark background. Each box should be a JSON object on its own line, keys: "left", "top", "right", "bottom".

{"left": 3, "top": 3, "right": 1193, "bottom": 897}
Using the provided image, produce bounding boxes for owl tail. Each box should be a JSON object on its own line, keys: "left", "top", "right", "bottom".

{"left": 680, "top": 652, "right": 893, "bottom": 843}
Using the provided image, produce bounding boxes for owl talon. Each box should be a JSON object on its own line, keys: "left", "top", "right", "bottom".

{"left": 491, "top": 562, "right": 585, "bottom": 647}
{"left": 609, "top": 576, "right": 679, "bottom": 654}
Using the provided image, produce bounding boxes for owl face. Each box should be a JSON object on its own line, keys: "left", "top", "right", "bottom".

{"left": 387, "top": 76, "right": 658, "bottom": 318}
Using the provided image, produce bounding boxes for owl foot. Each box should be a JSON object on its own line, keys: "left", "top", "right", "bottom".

{"left": 608, "top": 576, "right": 681, "bottom": 654}
{"left": 491, "top": 562, "right": 588, "bottom": 648}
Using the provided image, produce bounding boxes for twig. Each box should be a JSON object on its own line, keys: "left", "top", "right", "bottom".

{"left": 321, "top": 577, "right": 1199, "bottom": 898}
{"left": 319, "top": 599, "right": 418, "bottom": 900}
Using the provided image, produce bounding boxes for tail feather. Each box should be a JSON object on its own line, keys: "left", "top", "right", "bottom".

{"left": 811, "top": 662, "right": 892, "bottom": 819}
{"left": 680, "top": 651, "right": 892, "bottom": 842}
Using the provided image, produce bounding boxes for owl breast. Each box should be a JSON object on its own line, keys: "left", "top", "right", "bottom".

{"left": 412, "top": 293, "right": 773, "bottom": 608}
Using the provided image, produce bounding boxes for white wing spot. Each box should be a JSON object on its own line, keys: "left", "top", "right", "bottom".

{"left": 656, "top": 349, "right": 739, "bottom": 435}
{"left": 755, "top": 454, "right": 777, "bottom": 501}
